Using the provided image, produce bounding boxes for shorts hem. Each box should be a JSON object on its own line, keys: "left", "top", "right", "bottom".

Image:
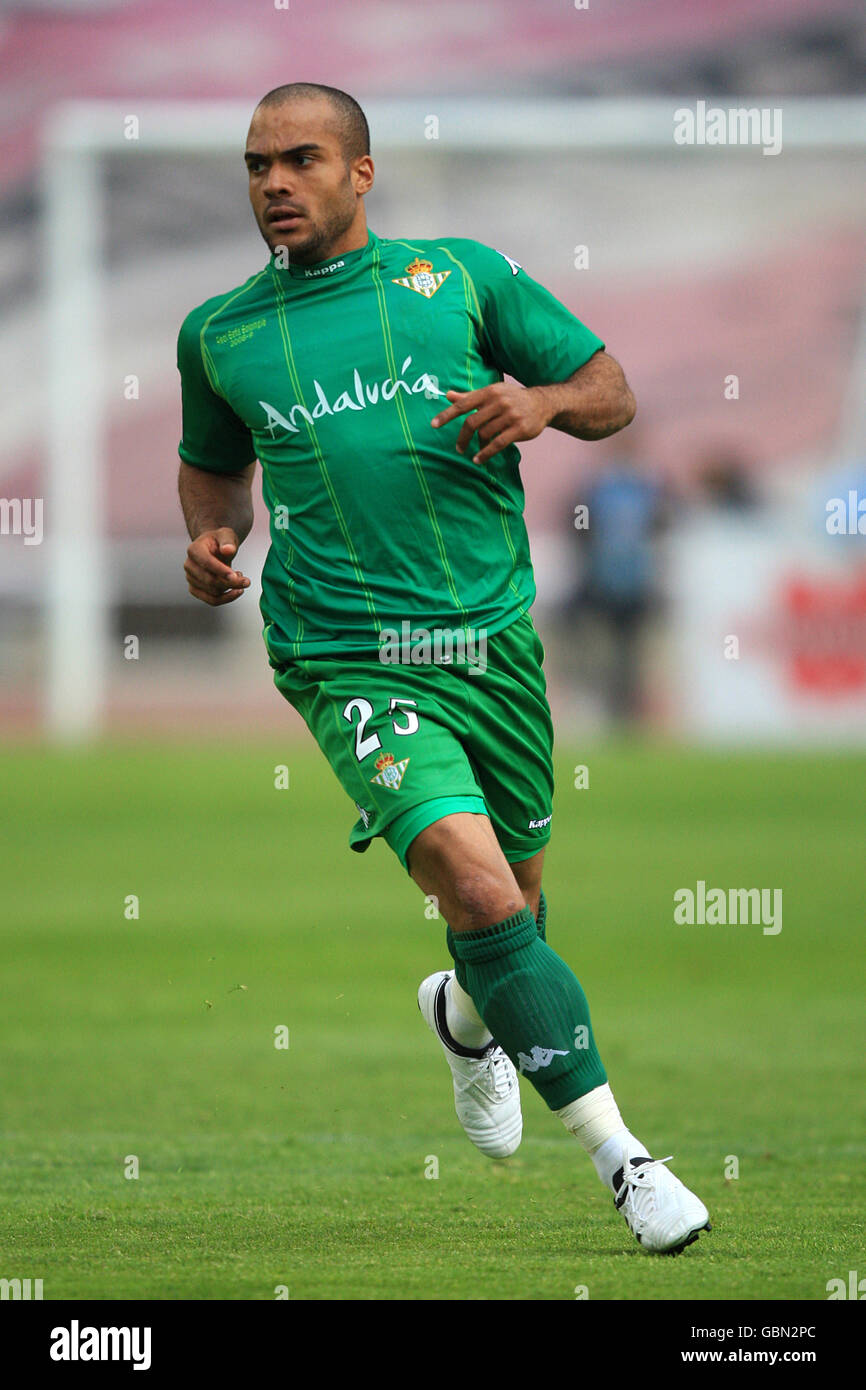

{"left": 502, "top": 836, "right": 552, "bottom": 863}
{"left": 348, "top": 790, "right": 488, "bottom": 861}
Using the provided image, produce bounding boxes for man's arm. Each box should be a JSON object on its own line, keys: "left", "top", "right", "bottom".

{"left": 179, "top": 459, "right": 256, "bottom": 606}
{"left": 431, "top": 350, "right": 636, "bottom": 465}
{"left": 530, "top": 350, "right": 636, "bottom": 441}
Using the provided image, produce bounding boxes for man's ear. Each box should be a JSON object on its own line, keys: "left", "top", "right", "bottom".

{"left": 352, "top": 156, "right": 375, "bottom": 195}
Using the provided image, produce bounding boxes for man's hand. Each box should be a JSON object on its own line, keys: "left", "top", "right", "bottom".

{"left": 431, "top": 383, "right": 551, "bottom": 465}
{"left": 431, "top": 353, "right": 636, "bottom": 457}
{"left": 184, "top": 528, "right": 251, "bottom": 606}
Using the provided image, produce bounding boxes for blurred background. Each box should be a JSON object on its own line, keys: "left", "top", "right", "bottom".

{"left": 2, "top": 0, "right": 865, "bottom": 1305}
{"left": 1, "top": 0, "right": 865, "bottom": 743}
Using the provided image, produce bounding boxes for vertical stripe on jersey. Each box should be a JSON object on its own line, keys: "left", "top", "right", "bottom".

{"left": 369, "top": 240, "right": 470, "bottom": 633}
{"left": 270, "top": 271, "right": 382, "bottom": 653}
{"left": 197, "top": 270, "right": 307, "bottom": 646}
{"left": 432, "top": 243, "right": 528, "bottom": 616}
{"left": 391, "top": 238, "right": 478, "bottom": 394}
{"left": 258, "top": 456, "right": 304, "bottom": 647}
{"left": 388, "top": 236, "right": 477, "bottom": 396}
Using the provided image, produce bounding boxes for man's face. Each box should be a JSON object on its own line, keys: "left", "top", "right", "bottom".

{"left": 245, "top": 98, "right": 372, "bottom": 264}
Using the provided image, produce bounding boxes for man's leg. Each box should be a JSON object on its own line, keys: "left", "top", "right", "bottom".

{"left": 409, "top": 810, "right": 711, "bottom": 1254}
{"left": 408, "top": 812, "right": 608, "bottom": 1111}
{"left": 423, "top": 837, "right": 546, "bottom": 1049}
{"left": 408, "top": 812, "right": 525, "bottom": 930}
{"left": 511, "top": 848, "right": 544, "bottom": 924}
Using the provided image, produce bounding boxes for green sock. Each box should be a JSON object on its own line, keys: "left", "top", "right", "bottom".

{"left": 446, "top": 888, "right": 547, "bottom": 991}
{"left": 447, "top": 906, "right": 607, "bottom": 1110}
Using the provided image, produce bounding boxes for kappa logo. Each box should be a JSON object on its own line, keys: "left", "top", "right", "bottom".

{"left": 370, "top": 752, "right": 409, "bottom": 790}
{"left": 354, "top": 803, "right": 371, "bottom": 828}
{"left": 305, "top": 260, "right": 345, "bottom": 278}
{"left": 392, "top": 257, "right": 451, "bottom": 299}
{"left": 517, "top": 1045, "right": 569, "bottom": 1075}
{"left": 494, "top": 250, "right": 522, "bottom": 276}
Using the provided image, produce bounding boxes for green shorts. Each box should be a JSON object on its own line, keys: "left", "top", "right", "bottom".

{"left": 272, "top": 611, "right": 554, "bottom": 871}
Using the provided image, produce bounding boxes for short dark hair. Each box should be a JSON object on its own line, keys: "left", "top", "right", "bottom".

{"left": 256, "top": 83, "right": 370, "bottom": 162}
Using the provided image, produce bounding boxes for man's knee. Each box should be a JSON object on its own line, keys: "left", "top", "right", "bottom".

{"left": 407, "top": 812, "right": 524, "bottom": 932}
{"left": 511, "top": 850, "right": 545, "bottom": 921}
{"left": 446, "top": 865, "right": 525, "bottom": 933}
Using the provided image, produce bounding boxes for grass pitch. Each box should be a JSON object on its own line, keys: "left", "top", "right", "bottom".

{"left": 1, "top": 740, "right": 863, "bottom": 1300}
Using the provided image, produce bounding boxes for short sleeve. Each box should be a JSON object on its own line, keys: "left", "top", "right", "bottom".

{"left": 177, "top": 311, "right": 257, "bottom": 474}
{"left": 459, "top": 242, "right": 605, "bottom": 387}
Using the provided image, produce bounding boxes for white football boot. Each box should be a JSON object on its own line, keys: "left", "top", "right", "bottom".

{"left": 613, "top": 1151, "right": 711, "bottom": 1254}
{"left": 418, "top": 970, "right": 522, "bottom": 1158}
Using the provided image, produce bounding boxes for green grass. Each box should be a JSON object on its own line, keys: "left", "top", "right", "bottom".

{"left": 1, "top": 740, "right": 864, "bottom": 1300}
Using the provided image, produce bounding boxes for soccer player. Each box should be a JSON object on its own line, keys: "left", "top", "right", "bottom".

{"left": 177, "top": 83, "right": 710, "bottom": 1255}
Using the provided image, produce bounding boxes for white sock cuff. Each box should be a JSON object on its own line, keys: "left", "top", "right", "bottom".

{"left": 555, "top": 1083, "right": 626, "bottom": 1154}
{"left": 447, "top": 974, "right": 486, "bottom": 1028}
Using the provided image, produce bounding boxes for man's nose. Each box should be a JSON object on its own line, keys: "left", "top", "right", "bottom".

{"left": 263, "top": 162, "right": 293, "bottom": 196}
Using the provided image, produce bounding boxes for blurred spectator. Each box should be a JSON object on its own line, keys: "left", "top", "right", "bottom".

{"left": 564, "top": 429, "right": 670, "bottom": 723}
{"left": 694, "top": 447, "right": 763, "bottom": 512}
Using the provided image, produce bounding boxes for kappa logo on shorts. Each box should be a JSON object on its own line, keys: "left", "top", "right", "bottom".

{"left": 370, "top": 752, "right": 410, "bottom": 790}
{"left": 528, "top": 814, "right": 552, "bottom": 830}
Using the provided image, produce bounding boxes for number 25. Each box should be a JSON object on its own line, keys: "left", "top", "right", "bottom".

{"left": 341, "top": 697, "right": 419, "bottom": 762}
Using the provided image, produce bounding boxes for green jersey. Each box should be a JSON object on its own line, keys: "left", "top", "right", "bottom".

{"left": 177, "top": 230, "right": 604, "bottom": 663}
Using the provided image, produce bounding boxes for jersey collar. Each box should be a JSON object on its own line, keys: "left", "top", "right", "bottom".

{"left": 268, "top": 229, "right": 378, "bottom": 284}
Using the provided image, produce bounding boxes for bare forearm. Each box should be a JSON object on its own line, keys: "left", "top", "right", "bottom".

{"left": 178, "top": 460, "right": 255, "bottom": 543}
{"left": 533, "top": 350, "right": 636, "bottom": 441}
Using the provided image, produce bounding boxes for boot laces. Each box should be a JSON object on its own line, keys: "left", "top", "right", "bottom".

{"left": 454, "top": 1043, "right": 513, "bottom": 1100}
{"left": 615, "top": 1154, "right": 675, "bottom": 1222}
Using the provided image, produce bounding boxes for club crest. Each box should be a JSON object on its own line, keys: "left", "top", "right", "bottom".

{"left": 370, "top": 751, "right": 410, "bottom": 790}
{"left": 392, "top": 257, "right": 451, "bottom": 299}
